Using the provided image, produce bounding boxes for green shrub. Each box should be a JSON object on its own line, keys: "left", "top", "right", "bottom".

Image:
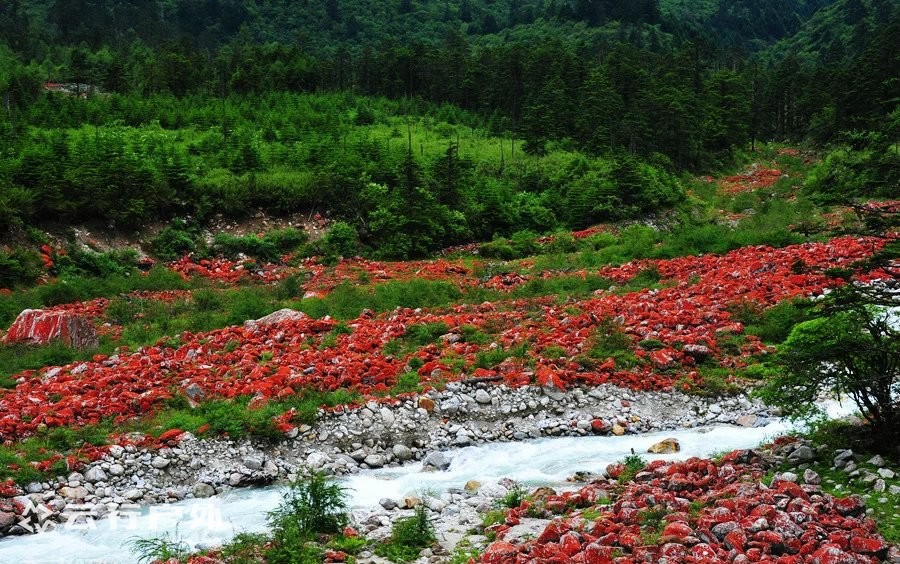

{"left": 582, "top": 318, "right": 640, "bottom": 369}
{"left": 212, "top": 228, "right": 308, "bottom": 262}
{"left": 128, "top": 531, "right": 191, "bottom": 564}
{"left": 376, "top": 505, "right": 436, "bottom": 563}
{"left": 618, "top": 454, "right": 646, "bottom": 483}
{"left": 319, "top": 221, "right": 360, "bottom": 261}
{"left": 0, "top": 247, "right": 42, "bottom": 288}
{"left": 392, "top": 371, "right": 422, "bottom": 394}
{"left": 459, "top": 325, "right": 491, "bottom": 344}
{"left": 54, "top": 247, "right": 138, "bottom": 278}
{"left": 474, "top": 342, "right": 529, "bottom": 369}
{"left": 479, "top": 237, "right": 517, "bottom": 260}
{"left": 151, "top": 219, "right": 201, "bottom": 261}
{"left": 267, "top": 470, "right": 349, "bottom": 562}
{"left": 497, "top": 484, "right": 528, "bottom": 508}
{"left": 328, "top": 534, "right": 369, "bottom": 555}
{"left": 386, "top": 322, "right": 451, "bottom": 354}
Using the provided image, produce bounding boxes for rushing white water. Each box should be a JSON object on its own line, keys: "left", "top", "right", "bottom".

{"left": 0, "top": 400, "right": 857, "bottom": 564}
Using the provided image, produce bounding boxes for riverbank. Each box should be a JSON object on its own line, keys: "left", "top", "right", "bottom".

{"left": 0, "top": 382, "right": 774, "bottom": 541}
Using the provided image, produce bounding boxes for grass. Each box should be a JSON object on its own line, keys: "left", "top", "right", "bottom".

{"left": 0, "top": 266, "right": 192, "bottom": 327}
{"left": 383, "top": 321, "right": 450, "bottom": 356}
{"left": 637, "top": 506, "right": 669, "bottom": 545}
{"left": 579, "top": 318, "right": 642, "bottom": 370}
{"left": 690, "top": 366, "right": 742, "bottom": 397}
{"left": 473, "top": 342, "right": 529, "bottom": 370}
{"left": 496, "top": 484, "right": 528, "bottom": 509}
{"left": 128, "top": 531, "right": 191, "bottom": 564}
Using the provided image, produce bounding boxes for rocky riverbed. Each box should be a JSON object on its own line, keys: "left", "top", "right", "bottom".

{"left": 0, "top": 381, "right": 774, "bottom": 540}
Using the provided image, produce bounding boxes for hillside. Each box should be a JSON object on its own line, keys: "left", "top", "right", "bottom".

{"left": 3, "top": 0, "right": 844, "bottom": 54}
{"left": 0, "top": 1, "right": 898, "bottom": 563}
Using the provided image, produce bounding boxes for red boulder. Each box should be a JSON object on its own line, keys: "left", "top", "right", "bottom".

{"left": 4, "top": 309, "right": 99, "bottom": 349}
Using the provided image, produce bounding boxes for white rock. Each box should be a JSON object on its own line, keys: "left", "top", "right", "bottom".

{"left": 306, "top": 452, "right": 328, "bottom": 469}
{"left": 192, "top": 483, "right": 215, "bottom": 498}
{"left": 123, "top": 489, "right": 143, "bottom": 501}
{"left": 867, "top": 455, "right": 886, "bottom": 467}
{"left": 150, "top": 456, "right": 170, "bottom": 469}
{"left": 364, "top": 454, "right": 385, "bottom": 468}
{"left": 84, "top": 467, "right": 108, "bottom": 483}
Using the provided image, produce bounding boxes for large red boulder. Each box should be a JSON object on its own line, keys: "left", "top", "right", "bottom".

{"left": 483, "top": 542, "right": 519, "bottom": 564}
{"left": 4, "top": 309, "right": 99, "bottom": 349}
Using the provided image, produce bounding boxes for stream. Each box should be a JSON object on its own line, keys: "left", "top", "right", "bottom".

{"left": 0, "top": 400, "right": 857, "bottom": 563}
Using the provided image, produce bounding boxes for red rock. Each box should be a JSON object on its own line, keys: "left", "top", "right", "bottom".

{"left": 661, "top": 522, "right": 693, "bottom": 539}
{"left": 848, "top": 537, "right": 887, "bottom": 557}
{"left": 606, "top": 464, "right": 625, "bottom": 479}
{"left": 4, "top": 309, "right": 99, "bottom": 349}
{"left": 324, "top": 550, "right": 348, "bottom": 562}
{"left": 724, "top": 530, "right": 747, "bottom": 551}
{"left": 691, "top": 543, "right": 717, "bottom": 559}
{"left": 538, "top": 521, "right": 568, "bottom": 544}
{"left": 582, "top": 543, "right": 614, "bottom": 564}
{"left": 157, "top": 429, "right": 185, "bottom": 443}
{"left": 591, "top": 419, "right": 611, "bottom": 433}
{"left": 754, "top": 530, "right": 785, "bottom": 548}
{"left": 660, "top": 543, "right": 687, "bottom": 559}
{"left": 483, "top": 542, "right": 520, "bottom": 564}
{"left": 560, "top": 532, "right": 582, "bottom": 556}
{"left": 811, "top": 544, "right": 862, "bottom": 564}
{"left": 833, "top": 496, "right": 866, "bottom": 517}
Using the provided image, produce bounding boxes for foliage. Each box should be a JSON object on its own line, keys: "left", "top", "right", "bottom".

{"left": 0, "top": 247, "right": 42, "bottom": 288}
{"left": 212, "top": 228, "right": 308, "bottom": 262}
{"left": 266, "top": 471, "right": 349, "bottom": 563}
{"left": 759, "top": 285, "right": 899, "bottom": 440}
{"left": 497, "top": 484, "right": 528, "bottom": 508}
{"left": 582, "top": 318, "right": 640, "bottom": 369}
{"left": 375, "top": 505, "right": 436, "bottom": 563}
{"left": 151, "top": 219, "right": 203, "bottom": 261}
{"left": 744, "top": 299, "right": 813, "bottom": 344}
{"left": 319, "top": 222, "right": 361, "bottom": 261}
{"left": 128, "top": 531, "right": 191, "bottom": 564}
{"left": 618, "top": 454, "right": 647, "bottom": 483}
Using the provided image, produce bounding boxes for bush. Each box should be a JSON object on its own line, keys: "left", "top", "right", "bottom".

{"left": 497, "top": 484, "right": 528, "bottom": 508}
{"left": 0, "top": 247, "right": 42, "bottom": 288}
{"left": 151, "top": 220, "right": 201, "bottom": 261}
{"left": 479, "top": 237, "right": 517, "bottom": 260}
{"left": 212, "top": 228, "right": 308, "bottom": 262}
{"left": 619, "top": 454, "right": 647, "bottom": 483}
{"left": 54, "top": 247, "right": 138, "bottom": 278}
{"left": 319, "top": 221, "right": 360, "bottom": 261}
{"left": 267, "top": 470, "right": 349, "bottom": 563}
{"left": 128, "top": 531, "right": 190, "bottom": 564}
{"left": 376, "top": 505, "right": 436, "bottom": 563}
{"left": 758, "top": 286, "right": 900, "bottom": 441}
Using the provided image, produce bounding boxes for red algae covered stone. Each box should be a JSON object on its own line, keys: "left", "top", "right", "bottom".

{"left": 4, "top": 309, "right": 99, "bottom": 349}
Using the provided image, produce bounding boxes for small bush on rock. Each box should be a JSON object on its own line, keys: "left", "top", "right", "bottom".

{"left": 376, "top": 505, "right": 436, "bottom": 563}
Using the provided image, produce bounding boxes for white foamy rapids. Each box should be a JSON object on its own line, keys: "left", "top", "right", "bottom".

{"left": 0, "top": 400, "right": 858, "bottom": 563}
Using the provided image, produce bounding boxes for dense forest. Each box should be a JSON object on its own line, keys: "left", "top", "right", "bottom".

{"left": 0, "top": 0, "right": 898, "bottom": 265}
